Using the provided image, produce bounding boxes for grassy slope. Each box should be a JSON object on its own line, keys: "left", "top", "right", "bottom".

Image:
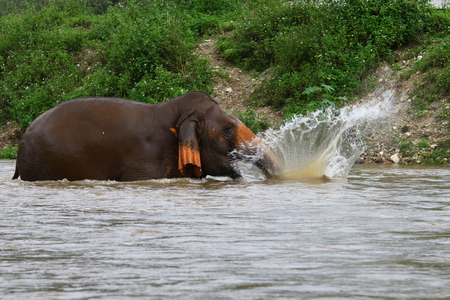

{"left": 0, "top": 0, "right": 449, "bottom": 163}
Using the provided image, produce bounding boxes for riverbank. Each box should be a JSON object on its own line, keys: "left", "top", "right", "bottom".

{"left": 197, "top": 38, "right": 449, "bottom": 166}
{"left": 1, "top": 39, "right": 449, "bottom": 164}
{"left": 354, "top": 62, "right": 449, "bottom": 165}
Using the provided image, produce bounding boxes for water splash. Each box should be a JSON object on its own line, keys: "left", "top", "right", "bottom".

{"left": 262, "top": 89, "right": 396, "bottom": 179}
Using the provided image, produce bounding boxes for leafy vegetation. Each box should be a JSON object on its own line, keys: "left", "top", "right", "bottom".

{"left": 405, "top": 10, "right": 450, "bottom": 126}
{"left": 400, "top": 8, "right": 450, "bottom": 163}
{"left": 0, "top": 144, "right": 18, "bottom": 159}
{"left": 397, "top": 137, "right": 416, "bottom": 157}
{"left": 395, "top": 135, "right": 450, "bottom": 165}
{"left": 238, "top": 107, "right": 270, "bottom": 133}
{"left": 422, "top": 139, "right": 450, "bottom": 165}
{"left": 218, "top": 0, "right": 449, "bottom": 116}
{"left": 0, "top": 0, "right": 449, "bottom": 162}
{"left": 0, "top": 0, "right": 225, "bottom": 129}
{"left": 217, "top": 0, "right": 450, "bottom": 164}
{"left": 418, "top": 140, "right": 430, "bottom": 149}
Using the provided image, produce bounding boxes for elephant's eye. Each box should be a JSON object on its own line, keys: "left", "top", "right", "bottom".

{"left": 223, "top": 125, "right": 234, "bottom": 137}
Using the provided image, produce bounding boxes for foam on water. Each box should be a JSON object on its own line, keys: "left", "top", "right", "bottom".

{"left": 262, "top": 89, "right": 396, "bottom": 179}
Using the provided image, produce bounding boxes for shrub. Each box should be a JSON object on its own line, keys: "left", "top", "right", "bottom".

{"left": 95, "top": 1, "right": 214, "bottom": 102}
{"left": 219, "top": 0, "right": 443, "bottom": 116}
{"left": 238, "top": 107, "right": 270, "bottom": 133}
{"left": 412, "top": 34, "right": 450, "bottom": 102}
{"left": 0, "top": 0, "right": 216, "bottom": 129}
{"left": 0, "top": 145, "right": 18, "bottom": 159}
{"left": 0, "top": 1, "right": 94, "bottom": 129}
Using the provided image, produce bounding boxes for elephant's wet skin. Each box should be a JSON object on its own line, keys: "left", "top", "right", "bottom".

{"left": 13, "top": 91, "right": 280, "bottom": 181}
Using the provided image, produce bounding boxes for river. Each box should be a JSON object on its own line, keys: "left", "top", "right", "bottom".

{"left": 1, "top": 159, "right": 449, "bottom": 299}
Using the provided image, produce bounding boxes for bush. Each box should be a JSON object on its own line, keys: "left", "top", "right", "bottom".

{"left": 406, "top": 9, "right": 450, "bottom": 131}
{"left": 412, "top": 35, "right": 450, "bottom": 102}
{"left": 398, "top": 138, "right": 416, "bottom": 157}
{"left": 99, "top": 1, "right": 215, "bottom": 101}
{"left": 0, "top": 0, "right": 120, "bottom": 16}
{"left": 1, "top": 0, "right": 449, "bottom": 134}
{"left": 0, "top": 0, "right": 216, "bottom": 129}
{"left": 0, "top": 145, "right": 18, "bottom": 159}
{"left": 238, "top": 107, "right": 270, "bottom": 133}
{"left": 218, "top": 0, "right": 444, "bottom": 116}
{"left": 0, "top": 1, "right": 95, "bottom": 129}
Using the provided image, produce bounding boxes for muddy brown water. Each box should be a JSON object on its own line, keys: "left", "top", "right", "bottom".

{"left": 1, "top": 160, "right": 450, "bottom": 299}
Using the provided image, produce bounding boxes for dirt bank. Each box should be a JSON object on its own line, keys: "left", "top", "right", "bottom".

{"left": 196, "top": 37, "right": 284, "bottom": 126}
{"left": 355, "top": 62, "right": 448, "bottom": 164}
{"left": 0, "top": 123, "right": 21, "bottom": 150}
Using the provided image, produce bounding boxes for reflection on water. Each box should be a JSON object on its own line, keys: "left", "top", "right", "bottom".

{"left": 1, "top": 160, "right": 450, "bottom": 299}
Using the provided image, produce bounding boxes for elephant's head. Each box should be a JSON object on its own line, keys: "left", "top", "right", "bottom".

{"left": 175, "top": 98, "right": 280, "bottom": 179}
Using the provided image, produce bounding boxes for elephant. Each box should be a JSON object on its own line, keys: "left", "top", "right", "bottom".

{"left": 12, "top": 91, "right": 280, "bottom": 181}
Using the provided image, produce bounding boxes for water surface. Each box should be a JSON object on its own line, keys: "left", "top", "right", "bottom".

{"left": 1, "top": 160, "right": 449, "bottom": 299}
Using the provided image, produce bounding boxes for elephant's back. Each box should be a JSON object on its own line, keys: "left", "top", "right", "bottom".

{"left": 17, "top": 98, "right": 155, "bottom": 180}
{"left": 29, "top": 97, "right": 149, "bottom": 135}
{"left": 41, "top": 97, "right": 147, "bottom": 122}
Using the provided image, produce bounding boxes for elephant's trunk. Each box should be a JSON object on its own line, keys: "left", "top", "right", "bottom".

{"left": 256, "top": 147, "right": 281, "bottom": 179}
{"left": 235, "top": 122, "right": 281, "bottom": 179}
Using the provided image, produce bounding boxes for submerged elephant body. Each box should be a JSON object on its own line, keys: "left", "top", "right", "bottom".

{"left": 13, "top": 92, "right": 279, "bottom": 181}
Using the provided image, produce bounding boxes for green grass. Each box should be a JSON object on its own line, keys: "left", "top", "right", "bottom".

{"left": 0, "top": 1, "right": 449, "bottom": 164}
{"left": 0, "top": 145, "right": 18, "bottom": 159}
{"left": 422, "top": 139, "right": 450, "bottom": 165}
{"left": 0, "top": 0, "right": 228, "bottom": 130}
{"left": 218, "top": 0, "right": 449, "bottom": 116}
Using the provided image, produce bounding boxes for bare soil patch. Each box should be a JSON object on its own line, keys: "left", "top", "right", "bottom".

{"left": 0, "top": 123, "right": 21, "bottom": 150}
{"left": 196, "top": 38, "right": 283, "bottom": 126}
{"left": 357, "top": 61, "right": 449, "bottom": 164}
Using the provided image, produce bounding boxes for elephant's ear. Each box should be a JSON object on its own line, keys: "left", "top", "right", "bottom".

{"left": 177, "top": 111, "right": 202, "bottom": 178}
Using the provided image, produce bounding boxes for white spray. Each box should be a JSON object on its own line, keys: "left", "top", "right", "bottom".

{"left": 261, "top": 89, "right": 397, "bottom": 179}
